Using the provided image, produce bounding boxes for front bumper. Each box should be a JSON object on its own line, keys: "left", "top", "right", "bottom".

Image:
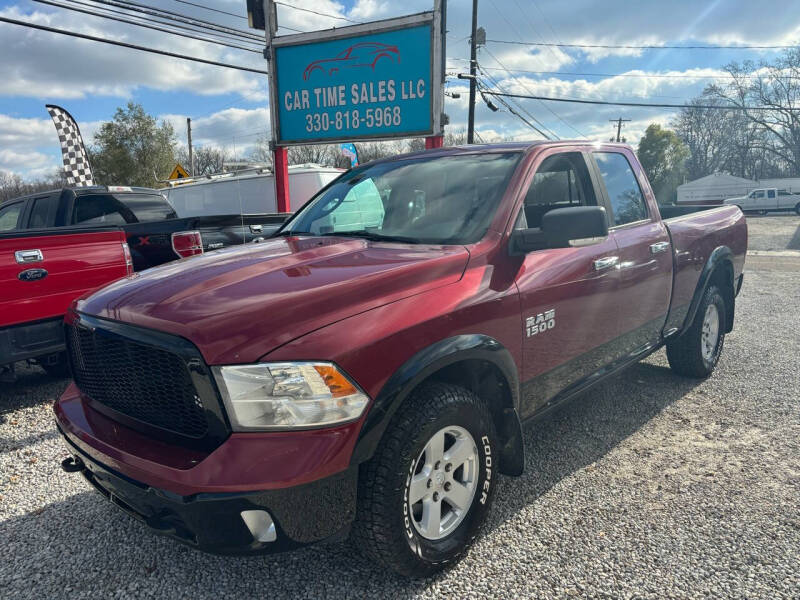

{"left": 59, "top": 430, "right": 356, "bottom": 554}
{"left": 55, "top": 384, "right": 363, "bottom": 554}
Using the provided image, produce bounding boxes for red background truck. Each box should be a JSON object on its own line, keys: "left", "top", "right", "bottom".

{"left": 0, "top": 227, "right": 131, "bottom": 378}
{"left": 55, "top": 142, "right": 746, "bottom": 576}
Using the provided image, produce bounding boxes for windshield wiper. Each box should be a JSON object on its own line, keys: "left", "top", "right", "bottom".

{"left": 331, "top": 230, "right": 422, "bottom": 244}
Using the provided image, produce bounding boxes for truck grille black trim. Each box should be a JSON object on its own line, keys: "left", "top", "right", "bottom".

{"left": 65, "top": 314, "right": 229, "bottom": 449}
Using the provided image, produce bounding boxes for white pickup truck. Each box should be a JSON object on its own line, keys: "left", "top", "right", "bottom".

{"left": 723, "top": 188, "right": 800, "bottom": 215}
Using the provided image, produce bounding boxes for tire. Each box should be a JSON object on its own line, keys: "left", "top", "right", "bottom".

{"left": 352, "top": 382, "right": 498, "bottom": 577}
{"left": 794, "top": 202, "right": 800, "bottom": 216}
{"left": 39, "top": 352, "right": 71, "bottom": 378}
{"left": 666, "top": 285, "right": 726, "bottom": 378}
{"left": 759, "top": 209, "right": 768, "bottom": 216}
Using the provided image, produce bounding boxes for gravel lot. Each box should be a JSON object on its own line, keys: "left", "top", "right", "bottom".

{"left": 744, "top": 214, "right": 800, "bottom": 252}
{"left": 2, "top": 230, "right": 799, "bottom": 598}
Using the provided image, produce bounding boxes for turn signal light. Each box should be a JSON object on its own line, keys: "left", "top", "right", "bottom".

{"left": 171, "top": 231, "right": 204, "bottom": 258}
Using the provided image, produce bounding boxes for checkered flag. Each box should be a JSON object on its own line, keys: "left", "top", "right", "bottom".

{"left": 46, "top": 104, "right": 95, "bottom": 187}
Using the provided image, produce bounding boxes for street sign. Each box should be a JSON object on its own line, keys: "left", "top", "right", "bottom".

{"left": 268, "top": 11, "right": 442, "bottom": 145}
{"left": 168, "top": 164, "right": 190, "bottom": 180}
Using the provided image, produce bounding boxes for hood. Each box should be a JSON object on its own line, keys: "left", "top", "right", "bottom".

{"left": 77, "top": 236, "right": 469, "bottom": 364}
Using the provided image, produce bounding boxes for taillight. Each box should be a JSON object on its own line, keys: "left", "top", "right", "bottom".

{"left": 171, "top": 231, "right": 204, "bottom": 258}
{"left": 122, "top": 242, "right": 133, "bottom": 275}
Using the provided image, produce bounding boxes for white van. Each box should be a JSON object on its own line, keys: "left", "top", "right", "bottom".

{"left": 163, "top": 165, "right": 344, "bottom": 217}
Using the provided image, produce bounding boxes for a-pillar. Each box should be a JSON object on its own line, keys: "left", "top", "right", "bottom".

{"left": 274, "top": 145, "right": 290, "bottom": 213}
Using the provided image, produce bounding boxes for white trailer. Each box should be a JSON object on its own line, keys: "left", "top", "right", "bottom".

{"left": 163, "top": 164, "right": 344, "bottom": 217}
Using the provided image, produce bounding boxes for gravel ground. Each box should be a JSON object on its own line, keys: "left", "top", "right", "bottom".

{"left": 1, "top": 254, "right": 799, "bottom": 598}
{"left": 744, "top": 214, "right": 800, "bottom": 252}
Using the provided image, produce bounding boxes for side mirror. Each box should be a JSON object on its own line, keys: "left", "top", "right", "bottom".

{"left": 511, "top": 206, "right": 609, "bottom": 254}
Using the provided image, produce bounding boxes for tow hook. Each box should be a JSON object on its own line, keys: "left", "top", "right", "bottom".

{"left": 61, "top": 456, "right": 85, "bottom": 473}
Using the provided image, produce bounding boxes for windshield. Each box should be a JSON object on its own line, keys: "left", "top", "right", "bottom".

{"left": 281, "top": 152, "right": 522, "bottom": 244}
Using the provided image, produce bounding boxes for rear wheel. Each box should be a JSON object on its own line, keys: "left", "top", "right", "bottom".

{"left": 667, "top": 285, "right": 726, "bottom": 378}
{"left": 352, "top": 382, "right": 498, "bottom": 577}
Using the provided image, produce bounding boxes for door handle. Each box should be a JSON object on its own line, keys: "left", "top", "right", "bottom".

{"left": 15, "top": 249, "right": 43, "bottom": 264}
{"left": 649, "top": 241, "right": 670, "bottom": 254}
{"left": 593, "top": 256, "right": 619, "bottom": 271}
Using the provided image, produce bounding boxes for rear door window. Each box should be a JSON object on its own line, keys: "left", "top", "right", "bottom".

{"left": 28, "top": 195, "right": 60, "bottom": 229}
{"left": 0, "top": 202, "right": 23, "bottom": 231}
{"left": 593, "top": 152, "right": 648, "bottom": 226}
{"left": 72, "top": 195, "right": 130, "bottom": 225}
{"left": 115, "top": 193, "right": 176, "bottom": 222}
{"left": 767, "top": 189, "right": 776, "bottom": 199}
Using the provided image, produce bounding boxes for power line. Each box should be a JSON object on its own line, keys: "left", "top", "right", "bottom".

{"left": 33, "top": 0, "right": 262, "bottom": 52}
{"left": 58, "top": 0, "right": 265, "bottom": 45}
{"left": 481, "top": 90, "right": 800, "bottom": 111}
{"left": 273, "top": 1, "right": 362, "bottom": 24}
{"left": 476, "top": 65, "right": 555, "bottom": 139}
{"left": 448, "top": 59, "right": 800, "bottom": 81}
{"left": 0, "top": 15, "right": 269, "bottom": 74}
{"left": 483, "top": 47, "right": 586, "bottom": 137}
{"left": 86, "top": 0, "right": 264, "bottom": 41}
{"left": 486, "top": 39, "right": 800, "bottom": 50}
{"left": 169, "top": 0, "right": 247, "bottom": 20}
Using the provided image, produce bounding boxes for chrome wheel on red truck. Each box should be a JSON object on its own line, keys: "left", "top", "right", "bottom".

{"left": 352, "top": 382, "right": 497, "bottom": 578}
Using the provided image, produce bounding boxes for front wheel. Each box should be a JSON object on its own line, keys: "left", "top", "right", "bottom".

{"left": 666, "top": 285, "right": 726, "bottom": 378}
{"left": 352, "top": 382, "right": 498, "bottom": 577}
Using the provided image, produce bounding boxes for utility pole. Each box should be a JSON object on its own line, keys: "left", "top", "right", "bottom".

{"left": 610, "top": 117, "right": 630, "bottom": 143}
{"left": 186, "top": 117, "right": 194, "bottom": 176}
{"left": 467, "top": 0, "right": 478, "bottom": 144}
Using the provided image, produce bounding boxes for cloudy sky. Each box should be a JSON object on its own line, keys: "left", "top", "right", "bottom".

{"left": 2, "top": 0, "right": 800, "bottom": 179}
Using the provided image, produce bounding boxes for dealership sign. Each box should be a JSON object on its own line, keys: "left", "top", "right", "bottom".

{"left": 268, "top": 11, "right": 443, "bottom": 145}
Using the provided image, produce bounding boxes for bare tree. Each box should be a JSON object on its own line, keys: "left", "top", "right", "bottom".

{"left": 0, "top": 169, "right": 66, "bottom": 203}
{"left": 176, "top": 145, "right": 232, "bottom": 176}
{"left": 709, "top": 48, "right": 800, "bottom": 174}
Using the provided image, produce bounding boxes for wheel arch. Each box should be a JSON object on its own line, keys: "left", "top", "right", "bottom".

{"left": 682, "top": 246, "right": 736, "bottom": 336}
{"left": 351, "top": 335, "right": 525, "bottom": 476}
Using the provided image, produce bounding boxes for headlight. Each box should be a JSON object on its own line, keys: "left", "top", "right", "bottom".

{"left": 212, "top": 362, "right": 369, "bottom": 431}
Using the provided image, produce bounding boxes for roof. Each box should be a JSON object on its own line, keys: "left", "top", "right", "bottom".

{"left": 0, "top": 185, "right": 161, "bottom": 206}
{"left": 365, "top": 140, "right": 633, "bottom": 166}
{"left": 162, "top": 164, "right": 344, "bottom": 190}
{"left": 678, "top": 173, "right": 756, "bottom": 190}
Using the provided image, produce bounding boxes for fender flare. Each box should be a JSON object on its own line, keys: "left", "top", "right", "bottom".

{"left": 350, "top": 334, "right": 525, "bottom": 476}
{"left": 680, "top": 245, "right": 735, "bottom": 335}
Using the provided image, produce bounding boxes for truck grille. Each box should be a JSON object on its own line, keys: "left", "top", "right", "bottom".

{"left": 66, "top": 322, "right": 209, "bottom": 439}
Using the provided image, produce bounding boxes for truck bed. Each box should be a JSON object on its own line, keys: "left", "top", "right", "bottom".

{"left": 662, "top": 205, "right": 747, "bottom": 335}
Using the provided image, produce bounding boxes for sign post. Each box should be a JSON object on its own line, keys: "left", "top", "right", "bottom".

{"left": 258, "top": 0, "right": 443, "bottom": 211}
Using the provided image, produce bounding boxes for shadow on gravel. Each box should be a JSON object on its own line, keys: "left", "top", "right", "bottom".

{"left": 788, "top": 223, "right": 800, "bottom": 250}
{"left": 489, "top": 361, "right": 702, "bottom": 525}
{"left": 0, "top": 357, "right": 704, "bottom": 596}
{"left": 0, "top": 368, "right": 70, "bottom": 420}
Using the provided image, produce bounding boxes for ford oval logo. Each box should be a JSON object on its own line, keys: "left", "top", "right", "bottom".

{"left": 18, "top": 268, "right": 48, "bottom": 281}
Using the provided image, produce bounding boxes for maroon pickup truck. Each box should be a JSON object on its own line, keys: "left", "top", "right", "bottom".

{"left": 55, "top": 142, "right": 746, "bottom": 577}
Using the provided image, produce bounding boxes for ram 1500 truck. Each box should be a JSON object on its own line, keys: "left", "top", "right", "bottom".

{"left": 55, "top": 142, "right": 747, "bottom": 577}
{"left": 0, "top": 226, "right": 131, "bottom": 379}
{"left": 0, "top": 186, "right": 289, "bottom": 271}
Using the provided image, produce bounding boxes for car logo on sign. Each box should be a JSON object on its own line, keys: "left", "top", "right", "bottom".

{"left": 18, "top": 268, "right": 48, "bottom": 281}
{"left": 302, "top": 42, "right": 400, "bottom": 80}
